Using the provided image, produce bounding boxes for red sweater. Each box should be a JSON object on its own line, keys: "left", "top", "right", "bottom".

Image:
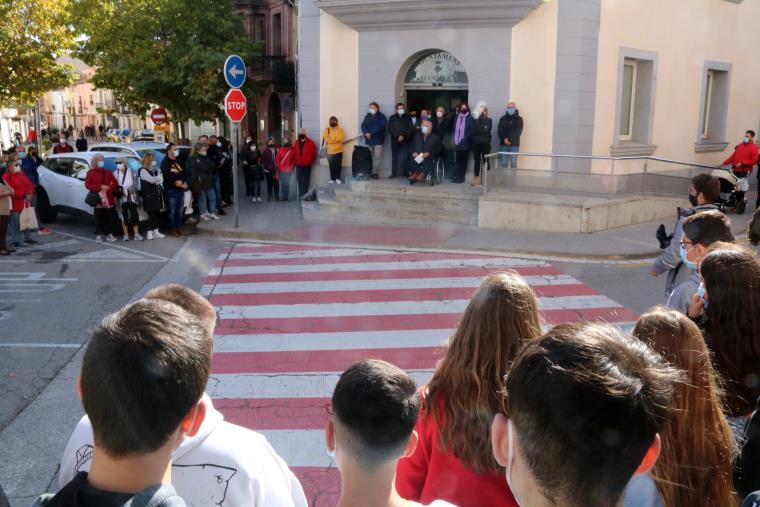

{"left": 276, "top": 147, "right": 296, "bottom": 175}
{"left": 294, "top": 137, "right": 317, "bottom": 167}
{"left": 3, "top": 170, "right": 34, "bottom": 212}
{"left": 396, "top": 395, "right": 519, "bottom": 507}
{"left": 723, "top": 141, "right": 759, "bottom": 175}
{"left": 84, "top": 166, "right": 117, "bottom": 207}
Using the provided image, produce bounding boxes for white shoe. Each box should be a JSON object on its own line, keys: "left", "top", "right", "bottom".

{"left": 106, "top": 234, "right": 117, "bottom": 242}
{"left": 210, "top": 214, "right": 221, "bottom": 220}
{"left": 153, "top": 229, "right": 165, "bottom": 239}
{"left": 122, "top": 236, "right": 130, "bottom": 242}
{"left": 336, "top": 179, "right": 342, "bottom": 184}
{"left": 328, "top": 180, "right": 335, "bottom": 184}
{"left": 133, "top": 234, "right": 144, "bottom": 241}
{"left": 201, "top": 214, "right": 211, "bottom": 221}
{"left": 252, "top": 197, "right": 257, "bottom": 203}
{"left": 146, "top": 230, "right": 154, "bottom": 240}
{"left": 257, "top": 197, "right": 262, "bottom": 202}
{"left": 95, "top": 235, "right": 103, "bottom": 243}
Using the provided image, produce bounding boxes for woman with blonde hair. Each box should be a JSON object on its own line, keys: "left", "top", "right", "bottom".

{"left": 138, "top": 151, "right": 165, "bottom": 240}
{"left": 632, "top": 308, "right": 739, "bottom": 507}
{"left": 396, "top": 272, "right": 542, "bottom": 507}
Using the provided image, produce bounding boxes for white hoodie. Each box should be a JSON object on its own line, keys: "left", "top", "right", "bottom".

{"left": 59, "top": 394, "right": 308, "bottom": 507}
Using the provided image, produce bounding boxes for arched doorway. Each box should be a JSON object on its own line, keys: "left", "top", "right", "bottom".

{"left": 267, "top": 93, "right": 282, "bottom": 142}
{"left": 401, "top": 50, "right": 469, "bottom": 115}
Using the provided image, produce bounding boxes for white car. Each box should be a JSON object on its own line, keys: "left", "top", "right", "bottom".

{"left": 89, "top": 142, "right": 191, "bottom": 165}
{"left": 36, "top": 152, "right": 141, "bottom": 221}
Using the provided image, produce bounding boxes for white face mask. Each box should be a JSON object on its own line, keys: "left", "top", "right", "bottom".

{"left": 421, "top": 126, "right": 430, "bottom": 135}
{"left": 369, "top": 108, "right": 377, "bottom": 115}
{"left": 397, "top": 109, "right": 405, "bottom": 116}
{"left": 436, "top": 111, "right": 444, "bottom": 118}
{"left": 472, "top": 111, "right": 481, "bottom": 120}
{"left": 117, "top": 163, "right": 125, "bottom": 170}
{"left": 59, "top": 139, "right": 66, "bottom": 144}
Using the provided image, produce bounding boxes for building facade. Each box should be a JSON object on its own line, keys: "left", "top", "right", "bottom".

{"left": 236, "top": 0, "right": 297, "bottom": 144}
{"left": 300, "top": 0, "right": 760, "bottom": 172}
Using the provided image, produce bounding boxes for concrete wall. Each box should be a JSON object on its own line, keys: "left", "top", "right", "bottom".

{"left": 509, "top": 0, "right": 558, "bottom": 171}
{"left": 592, "top": 0, "right": 760, "bottom": 169}
{"left": 299, "top": 0, "right": 322, "bottom": 139}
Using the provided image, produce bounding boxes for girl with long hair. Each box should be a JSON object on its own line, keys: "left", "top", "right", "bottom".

{"left": 633, "top": 308, "right": 739, "bottom": 507}
{"left": 688, "top": 242, "right": 760, "bottom": 418}
{"left": 396, "top": 272, "right": 542, "bottom": 507}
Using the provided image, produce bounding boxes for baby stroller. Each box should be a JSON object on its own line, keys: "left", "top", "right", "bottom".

{"left": 712, "top": 167, "right": 750, "bottom": 215}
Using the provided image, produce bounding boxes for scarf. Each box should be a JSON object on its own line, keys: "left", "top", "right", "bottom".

{"left": 455, "top": 112, "right": 469, "bottom": 145}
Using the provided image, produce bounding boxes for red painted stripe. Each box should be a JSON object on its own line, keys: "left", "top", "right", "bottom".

{"left": 231, "top": 245, "right": 342, "bottom": 254}
{"left": 221, "top": 251, "right": 501, "bottom": 267}
{"left": 292, "top": 467, "right": 340, "bottom": 507}
{"left": 206, "top": 265, "right": 562, "bottom": 285}
{"left": 215, "top": 398, "right": 333, "bottom": 430}
{"left": 211, "top": 347, "right": 445, "bottom": 374}
{"left": 207, "top": 284, "right": 596, "bottom": 306}
{"left": 214, "top": 307, "right": 637, "bottom": 335}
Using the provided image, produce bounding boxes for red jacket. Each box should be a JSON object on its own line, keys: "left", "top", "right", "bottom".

{"left": 84, "top": 166, "right": 118, "bottom": 207}
{"left": 3, "top": 170, "right": 34, "bottom": 213}
{"left": 53, "top": 143, "right": 74, "bottom": 154}
{"left": 723, "top": 141, "right": 759, "bottom": 175}
{"left": 396, "top": 394, "right": 519, "bottom": 507}
{"left": 293, "top": 137, "right": 317, "bottom": 167}
{"left": 275, "top": 146, "right": 296, "bottom": 176}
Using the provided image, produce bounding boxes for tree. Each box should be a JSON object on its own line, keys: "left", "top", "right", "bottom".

{"left": 0, "top": 0, "right": 76, "bottom": 107}
{"left": 71, "top": 0, "right": 259, "bottom": 123}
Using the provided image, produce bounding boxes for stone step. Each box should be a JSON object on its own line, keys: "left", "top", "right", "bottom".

{"left": 333, "top": 186, "right": 479, "bottom": 214}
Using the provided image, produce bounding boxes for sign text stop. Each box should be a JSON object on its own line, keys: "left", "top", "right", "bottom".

{"left": 225, "top": 89, "right": 247, "bottom": 123}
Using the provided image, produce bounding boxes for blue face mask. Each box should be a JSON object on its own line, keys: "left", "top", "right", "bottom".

{"left": 507, "top": 108, "right": 516, "bottom": 116}
{"left": 697, "top": 283, "right": 708, "bottom": 309}
{"left": 679, "top": 243, "right": 698, "bottom": 270}
{"left": 744, "top": 136, "right": 751, "bottom": 144}
{"left": 97, "top": 160, "right": 105, "bottom": 168}
{"left": 19, "top": 152, "right": 27, "bottom": 159}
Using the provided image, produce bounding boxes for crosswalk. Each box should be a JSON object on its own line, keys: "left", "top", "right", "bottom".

{"left": 202, "top": 243, "right": 638, "bottom": 506}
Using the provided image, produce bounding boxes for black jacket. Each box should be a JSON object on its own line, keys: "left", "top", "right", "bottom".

{"left": 432, "top": 116, "right": 451, "bottom": 138}
{"left": 243, "top": 148, "right": 263, "bottom": 179}
{"left": 498, "top": 111, "right": 523, "bottom": 147}
{"left": 472, "top": 117, "right": 493, "bottom": 146}
{"left": 451, "top": 114, "right": 476, "bottom": 151}
{"left": 387, "top": 113, "right": 415, "bottom": 144}
{"left": 187, "top": 154, "right": 215, "bottom": 191}
{"left": 75, "top": 138, "right": 88, "bottom": 152}
{"left": 735, "top": 397, "right": 760, "bottom": 498}
{"left": 411, "top": 132, "right": 442, "bottom": 171}
{"left": 160, "top": 156, "right": 186, "bottom": 191}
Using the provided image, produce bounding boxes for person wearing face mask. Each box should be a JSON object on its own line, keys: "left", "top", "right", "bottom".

{"left": 387, "top": 103, "right": 415, "bottom": 179}
{"left": 161, "top": 143, "right": 189, "bottom": 237}
{"left": 188, "top": 143, "right": 219, "bottom": 221}
{"left": 293, "top": 128, "right": 318, "bottom": 201}
{"left": 409, "top": 109, "right": 419, "bottom": 129}
{"left": 723, "top": 130, "right": 759, "bottom": 207}
{"left": 0, "top": 170, "right": 12, "bottom": 255}
{"left": 652, "top": 173, "right": 721, "bottom": 297}
{"left": 452, "top": 102, "right": 475, "bottom": 183}
{"left": 666, "top": 210, "right": 733, "bottom": 314}
{"left": 84, "top": 154, "right": 118, "bottom": 243}
{"left": 53, "top": 135, "right": 74, "bottom": 154}
{"left": 262, "top": 137, "right": 279, "bottom": 201}
{"left": 76, "top": 131, "right": 88, "bottom": 152}
{"left": 491, "top": 323, "right": 677, "bottom": 507}
{"left": 241, "top": 136, "right": 255, "bottom": 197}
{"left": 3, "top": 155, "right": 38, "bottom": 248}
{"left": 497, "top": 102, "right": 522, "bottom": 168}
{"left": 242, "top": 141, "right": 264, "bottom": 202}
{"left": 217, "top": 137, "right": 234, "bottom": 209}
{"left": 20, "top": 145, "right": 51, "bottom": 235}
{"left": 206, "top": 135, "right": 225, "bottom": 215}
{"left": 431, "top": 106, "right": 453, "bottom": 179}
{"left": 323, "top": 116, "right": 345, "bottom": 184}
{"left": 471, "top": 102, "right": 492, "bottom": 187}
{"left": 361, "top": 102, "right": 387, "bottom": 179}
{"left": 114, "top": 159, "right": 143, "bottom": 241}
{"left": 276, "top": 136, "right": 296, "bottom": 201}
{"left": 138, "top": 152, "right": 166, "bottom": 240}
{"left": 408, "top": 120, "right": 441, "bottom": 184}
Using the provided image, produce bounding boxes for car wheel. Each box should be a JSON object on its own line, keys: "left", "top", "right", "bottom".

{"left": 37, "top": 188, "right": 57, "bottom": 223}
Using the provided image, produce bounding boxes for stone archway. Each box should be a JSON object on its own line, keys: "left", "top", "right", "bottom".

{"left": 397, "top": 50, "right": 469, "bottom": 114}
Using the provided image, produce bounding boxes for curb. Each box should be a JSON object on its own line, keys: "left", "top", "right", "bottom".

{"left": 195, "top": 223, "right": 660, "bottom": 264}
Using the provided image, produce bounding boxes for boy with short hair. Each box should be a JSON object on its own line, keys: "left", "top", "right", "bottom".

{"left": 326, "top": 359, "right": 454, "bottom": 507}
{"left": 36, "top": 298, "right": 211, "bottom": 506}
{"left": 58, "top": 285, "right": 307, "bottom": 507}
{"left": 491, "top": 323, "right": 679, "bottom": 507}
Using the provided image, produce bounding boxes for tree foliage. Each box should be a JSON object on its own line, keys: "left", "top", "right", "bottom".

{"left": 0, "top": 0, "right": 76, "bottom": 107}
{"left": 71, "top": 0, "right": 259, "bottom": 123}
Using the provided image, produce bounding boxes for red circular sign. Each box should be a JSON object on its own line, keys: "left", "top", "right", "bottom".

{"left": 225, "top": 89, "right": 247, "bottom": 123}
{"left": 150, "top": 107, "right": 168, "bottom": 125}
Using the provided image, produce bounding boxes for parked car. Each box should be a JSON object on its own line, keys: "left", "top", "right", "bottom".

{"left": 89, "top": 142, "right": 191, "bottom": 165}
{"left": 36, "top": 152, "right": 141, "bottom": 221}
{"left": 134, "top": 129, "right": 155, "bottom": 141}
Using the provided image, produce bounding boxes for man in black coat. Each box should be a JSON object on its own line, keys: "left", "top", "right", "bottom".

{"left": 497, "top": 102, "right": 523, "bottom": 168}
{"left": 387, "top": 103, "right": 415, "bottom": 179}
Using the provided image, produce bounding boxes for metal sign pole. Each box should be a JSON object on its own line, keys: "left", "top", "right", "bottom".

{"left": 231, "top": 120, "right": 239, "bottom": 229}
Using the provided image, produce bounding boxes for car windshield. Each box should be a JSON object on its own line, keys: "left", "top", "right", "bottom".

{"left": 135, "top": 148, "right": 168, "bottom": 165}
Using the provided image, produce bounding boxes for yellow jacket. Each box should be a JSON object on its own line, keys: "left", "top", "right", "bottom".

{"left": 323, "top": 126, "right": 345, "bottom": 155}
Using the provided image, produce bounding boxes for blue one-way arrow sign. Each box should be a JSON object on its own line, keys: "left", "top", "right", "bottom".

{"left": 224, "top": 54, "right": 246, "bottom": 89}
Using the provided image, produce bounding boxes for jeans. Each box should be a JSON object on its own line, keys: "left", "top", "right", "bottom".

{"left": 198, "top": 188, "right": 217, "bottom": 216}
{"left": 369, "top": 144, "right": 383, "bottom": 174}
{"left": 296, "top": 165, "right": 311, "bottom": 198}
{"left": 499, "top": 144, "right": 519, "bottom": 168}
{"left": 279, "top": 172, "right": 292, "bottom": 201}
{"left": 251, "top": 179, "right": 261, "bottom": 198}
{"left": 265, "top": 171, "right": 279, "bottom": 200}
{"left": 391, "top": 141, "right": 410, "bottom": 177}
{"left": 213, "top": 174, "right": 222, "bottom": 211}
{"left": 9, "top": 212, "right": 31, "bottom": 245}
{"left": 166, "top": 189, "right": 185, "bottom": 230}
{"left": 327, "top": 153, "right": 343, "bottom": 181}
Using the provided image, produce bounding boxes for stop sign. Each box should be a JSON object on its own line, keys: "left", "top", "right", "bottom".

{"left": 225, "top": 89, "right": 247, "bottom": 123}
{"left": 150, "top": 107, "right": 168, "bottom": 125}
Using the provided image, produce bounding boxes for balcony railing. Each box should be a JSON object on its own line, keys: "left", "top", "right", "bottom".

{"left": 250, "top": 56, "right": 295, "bottom": 86}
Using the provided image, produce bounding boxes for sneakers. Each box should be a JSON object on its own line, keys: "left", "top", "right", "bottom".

{"left": 210, "top": 213, "right": 221, "bottom": 220}
{"left": 95, "top": 235, "right": 103, "bottom": 243}
{"left": 336, "top": 179, "right": 342, "bottom": 184}
{"left": 201, "top": 214, "right": 211, "bottom": 221}
{"left": 38, "top": 227, "right": 52, "bottom": 235}
{"left": 153, "top": 229, "right": 165, "bottom": 239}
{"left": 123, "top": 236, "right": 130, "bottom": 242}
{"left": 328, "top": 180, "right": 336, "bottom": 184}
{"left": 186, "top": 216, "right": 199, "bottom": 225}
{"left": 252, "top": 197, "right": 257, "bottom": 203}
{"left": 146, "top": 230, "right": 154, "bottom": 241}
{"left": 258, "top": 197, "right": 263, "bottom": 202}
{"left": 133, "top": 234, "right": 144, "bottom": 241}
{"left": 24, "top": 238, "right": 39, "bottom": 245}
{"left": 106, "top": 234, "right": 117, "bottom": 242}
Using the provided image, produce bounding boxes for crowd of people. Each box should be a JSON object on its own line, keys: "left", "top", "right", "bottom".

{"left": 25, "top": 184, "right": 760, "bottom": 506}
{"left": 358, "top": 101, "right": 523, "bottom": 186}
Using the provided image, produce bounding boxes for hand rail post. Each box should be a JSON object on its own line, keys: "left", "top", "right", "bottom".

{"left": 483, "top": 155, "right": 488, "bottom": 196}
{"left": 642, "top": 160, "right": 648, "bottom": 195}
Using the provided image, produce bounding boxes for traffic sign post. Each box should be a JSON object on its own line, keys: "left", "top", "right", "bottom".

{"left": 150, "top": 107, "right": 168, "bottom": 125}
{"left": 224, "top": 55, "right": 247, "bottom": 89}
{"left": 225, "top": 87, "right": 247, "bottom": 229}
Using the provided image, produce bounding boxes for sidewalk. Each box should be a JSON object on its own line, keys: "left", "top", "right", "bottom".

{"left": 196, "top": 188, "right": 757, "bottom": 261}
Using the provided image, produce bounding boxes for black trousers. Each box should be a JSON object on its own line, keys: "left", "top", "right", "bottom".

{"left": 454, "top": 149, "right": 470, "bottom": 183}
{"left": 94, "top": 207, "right": 116, "bottom": 235}
{"left": 265, "top": 171, "right": 279, "bottom": 200}
{"left": 391, "top": 141, "right": 410, "bottom": 177}
{"left": 147, "top": 210, "right": 159, "bottom": 230}
{"left": 296, "top": 165, "right": 311, "bottom": 198}
{"left": 328, "top": 153, "right": 343, "bottom": 181}
{"left": 472, "top": 142, "right": 491, "bottom": 177}
{"left": 0, "top": 215, "right": 8, "bottom": 250}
